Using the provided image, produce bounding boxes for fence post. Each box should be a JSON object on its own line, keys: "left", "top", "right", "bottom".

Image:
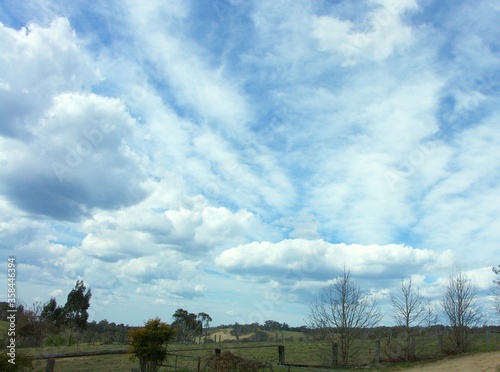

{"left": 197, "top": 356, "right": 201, "bottom": 372}
{"left": 215, "top": 348, "right": 221, "bottom": 357}
{"left": 438, "top": 333, "right": 443, "bottom": 353}
{"left": 375, "top": 340, "right": 380, "bottom": 365}
{"left": 331, "top": 342, "right": 338, "bottom": 366}
{"left": 174, "top": 355, "right": 178, "bottom": 372}
{"left": 45, "top": 359, "right": 56, "bottom": 372}
{"left": 278, "top": 345, "right": 285, "bottom": 365}
{"left": 411, "top": 334, "right": 416, "bottom": 358}
{"left": 486, "top": 327, "right": 491, "bottom": 344}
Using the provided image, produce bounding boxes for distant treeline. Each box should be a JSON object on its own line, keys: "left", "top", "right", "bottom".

{"left": 214, "top": 320, "right": 307, "bottom": 333}
{"left": 0, "top": 302, "right": 131, "bottom": 347}
{"left": 2, "top": 301, "right": 499, "bottom": 348}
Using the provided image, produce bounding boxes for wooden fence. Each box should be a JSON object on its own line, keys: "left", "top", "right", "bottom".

{"left": 28, "top": 331, "right": 500, "bottom": 371}
{"left": 32, "top": 345, "right": 285, "bottom": 372}
{"left": 32, "top": 349, "right": 129, "bottom": 372}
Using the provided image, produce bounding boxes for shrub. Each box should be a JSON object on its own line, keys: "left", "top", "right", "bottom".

{"left": 45, "top": 334, "right": 66, "bottom": 347}
{"left": 0, "top": 352, "right": 43, "bottom": 371}
{"left": 204, "top": 351, "right": 273, "bottom": 372}
{"left": 129, "top": 318, "right": 176, "bottom": 372}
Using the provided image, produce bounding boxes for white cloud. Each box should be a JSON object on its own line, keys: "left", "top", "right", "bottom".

{"left": 118, "top": 253, "right": 199, "bottom": 282}
{"left": 298, "top": 71, "right": 444, "bottom": 243}
{"left": 414, "top": 115, "right": 500, "bottom": 258}
{"left": 49, "top": 289, "right": 63, "bottom": 297}
{"left": 0, "top": 17, "right": 100, "bottom": 138}
{"left": 0, "top": 17, "right": 146, "bottom": 221}
{"left": 311, "top": 0, "right": 418, "bottom": 65}
{"left": 124, "top": 0, "right": 251, "bottom": 130}
{"left": 74, "top": 187, "right": 271, "bottom": 261}
{"left": 216, "top": 239, "right": 453, "bottom": 282}
{"left": 0, "top": 0, "right": 499, "bottom": 327}
{"left": 0, "top": 196, "right": 46, "bottom": 249}
{"left": 0, "top": 92, "right": 146, "bottom": 220}
{"left": 466, "top": 266, "right": 496, "bottom": 291}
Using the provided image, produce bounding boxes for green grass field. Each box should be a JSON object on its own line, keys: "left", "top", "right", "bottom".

{"left": 16, "top": 330, "right": 499, "bottom": 372}
{"left": 0, "top": 320, "right": 9, "bottom": 337}
{"left": 1, "top": 326, "right": 497, "bottom": 371}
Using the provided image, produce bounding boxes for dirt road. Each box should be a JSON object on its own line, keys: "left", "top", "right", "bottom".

{"left": 402, "top": 351, "right": 500, "bottom": 371}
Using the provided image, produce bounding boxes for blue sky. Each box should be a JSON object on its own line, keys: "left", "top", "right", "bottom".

{"left": 0, "top": 0, "right": 499, "bottom": 327}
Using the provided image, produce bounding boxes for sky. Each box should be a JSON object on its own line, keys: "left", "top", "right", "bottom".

{"left": 0, "top": 0, "right": 499, "bottom": 327}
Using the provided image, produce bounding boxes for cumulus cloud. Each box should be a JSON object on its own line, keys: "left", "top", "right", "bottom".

{"left": 0, "top": 0, "right": 498, "bottom": 326}
{"left": 73, "top": 188, "right": 271, "bottom": 261}
{"left": 0, "top": 196, "right": 46, "bottom": 250}
{"left": 0, "top": 18, "right": 100, "bottom": 138}
{"left": 0, "top": 92, "right": 146, "bottom": 220}
{"left": 0, "top": 18, "right": 146, "bottom": 221}
{"left": 216, "top": 239, "right": 453, "bottom": 282}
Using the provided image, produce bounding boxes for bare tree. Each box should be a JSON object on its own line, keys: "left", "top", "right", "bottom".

{"left": 493, "top": 265, "right": 500, "bottom": 316}
{"left": 441, "top": 268, "right": 483, "bottom": 353}
{"left": 307, "top": 267, "right": 381, "bottom": 367}
{"left": 388, "top": 278, "right": 434, "bottom": 361}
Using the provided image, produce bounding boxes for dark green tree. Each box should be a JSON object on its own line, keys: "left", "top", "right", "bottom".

{"left": 197, "top": 312, "right": 212, "bottom": 341}
{"left": 129, "top": 318, "right": 176, "bottom": 372}
{"left": 172, "top": 309, "right": 203, "bottom": 342}
{"left": 231, "top": 322, "right": 241, "bottom": 341}
{"left": 264, "top": 320, "right": 281, "bottom": 330}
{"left": 62, "top": 280, "right": 92, "bottom": 345}
{"left": 40, "top": 280, "right": 92, "bottom": 345}
{"left": 63, "top": 280, "right": 92, "bottom": 330}
{"left": 264, "top": 320, "right": 289, "bottom": 331}
{"left": 41, "top": 298, "right": 65, "bottom": 331}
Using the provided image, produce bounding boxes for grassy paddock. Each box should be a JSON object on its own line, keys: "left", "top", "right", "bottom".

{"left": 0, "top": 320, "right": 9, "bottom": 336}
{"left": 17, "top": 330, "right": 500, "bottom": 371}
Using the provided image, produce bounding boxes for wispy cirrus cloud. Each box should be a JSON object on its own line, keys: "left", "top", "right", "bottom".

{"left": 0, "top": 0, "right": 499, "bottom": 326}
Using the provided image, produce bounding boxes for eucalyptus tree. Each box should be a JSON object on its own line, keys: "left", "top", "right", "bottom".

{"left": 172, "top": 309, "right": 212, "bottom": 342}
